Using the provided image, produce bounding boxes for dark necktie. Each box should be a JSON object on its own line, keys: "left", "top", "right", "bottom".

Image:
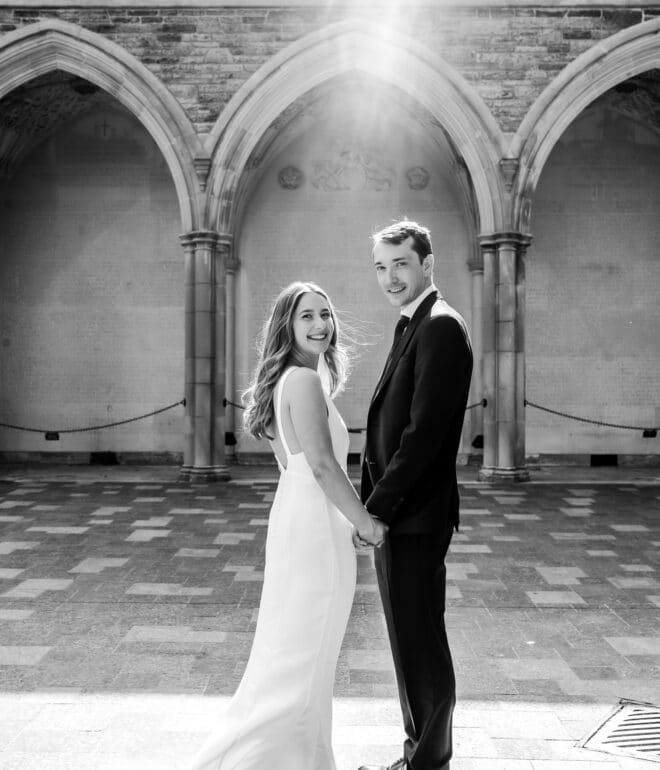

{"left": 373, "top": 316, "right": 410, "bottom": 398}
{"left": 392, "top": 315, "right": 409, "bottom": 348}
{"left": 384, "top": 315, "right": 409, "bottom": 370}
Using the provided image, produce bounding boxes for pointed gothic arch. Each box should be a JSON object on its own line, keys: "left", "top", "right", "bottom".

{"left": 205, "top": 19, "right": 507, "bottom": 236}
{"left": 512, "top": 17, "right": 660, "bottom": 231}
{"left": 0, "top": 19, "right": 202, "bottom": 231}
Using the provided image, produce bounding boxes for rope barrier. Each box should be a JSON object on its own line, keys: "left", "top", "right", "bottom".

{"left": 224, "top": 397, "right": 487, "bottom": 413}
{"left": 0, "top": 399, "right": 185, "bottom": 437}
{"left": 224, "top": 396, "right": 487, "bottom": 437}
{"left": 21, "top": 396, "right": 652, "bottom": 439}
{"left": 466, "top": 399, "right": 487, "bottom": 410}
{"left": 524, "top": 399, "right": 659, "bottom": 434}
{"left": 12, "top": 393, "right": 653, "bottom": 443}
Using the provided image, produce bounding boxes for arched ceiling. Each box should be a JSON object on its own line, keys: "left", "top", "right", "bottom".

{"left": 3, "top": 66, "right": 658, "bottom": 217}
{"left": 606, "top": 68, "right": 660, "bottom": 132}
{"left": 0, "top": 70, "right": 123, "bottom": 180}
{"left": 245, "top": 72, "right": 462, "bottom": 172}
{"left": 236, "top": 72, "right": 478, "bottom": 230}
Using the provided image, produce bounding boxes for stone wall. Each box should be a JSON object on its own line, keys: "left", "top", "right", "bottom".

{"left": 1, "top": 5, "right": 658, "bottom": 134}
{"left": 0, "top": 103, "right": 184, "bottom": 457}
{"left": 1, "top": 3, "right": 659, "bottom": 463}
{"left": 527, "top": 99, "right": 660, "bottom": 455}
{"left": 234, "top": 87, "right": 474, "bottom": 455}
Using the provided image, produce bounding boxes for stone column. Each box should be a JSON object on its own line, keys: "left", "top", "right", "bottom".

{"left": 478, "top": 232, "right": 531, "bottom": 481}
{"left": 180, "top": 230, "right": 230, "bottom": 481}
{"left": 223, "top": 246, "right": 240, "bottom": 462}
{"left": 181, "top": 234, "right": 196, "bottom": 473}
{"left": 467, "top": 250, "right": 484, "bottom": 455}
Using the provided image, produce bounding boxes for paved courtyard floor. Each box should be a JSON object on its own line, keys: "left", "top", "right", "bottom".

{"left": 0, "top": 463, "right": 658, "bottom": 769}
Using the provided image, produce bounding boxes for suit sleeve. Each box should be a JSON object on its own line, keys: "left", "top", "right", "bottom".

{"left": 365, "top": 315, "right": 472, "bottom": 524}
{"left": 360, "top": 458, "right": 373, "bottom": 505}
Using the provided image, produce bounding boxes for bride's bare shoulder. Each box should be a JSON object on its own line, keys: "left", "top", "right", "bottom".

{"left": 286, "top": 366, "right": 319, "bottom": 382}
{"left": 283, "top": 367, "right": 323, "bottom": 398}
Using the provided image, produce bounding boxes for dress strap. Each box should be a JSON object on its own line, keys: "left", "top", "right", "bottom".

{"left": 274, "top": 367, "right": 297, "bottom": 457}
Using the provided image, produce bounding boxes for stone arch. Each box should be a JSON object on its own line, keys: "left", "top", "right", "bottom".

{"left": 205, "top": 19, "right": 507, "bottom": 236}
{"left": 512, "top": 17, "right": 660, "bottom": 231}
{"left": 0, "top": 19, "right": 202, "bottom": 231}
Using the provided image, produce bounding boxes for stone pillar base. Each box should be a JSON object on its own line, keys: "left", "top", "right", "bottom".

{"left": 478, "top": 465, "right": 530, "bottom": 482}
{"left": 179, "top": 465, "right": 231, "bottom": 482}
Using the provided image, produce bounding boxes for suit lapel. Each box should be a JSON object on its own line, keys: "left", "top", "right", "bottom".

{"left": 371, "top": 291, "right": 437, "bottom": 405}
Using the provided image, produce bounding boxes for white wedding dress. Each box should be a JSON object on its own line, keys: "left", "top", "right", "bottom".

{"left": 190, "top": 366, "right": 357, "bottom": 770}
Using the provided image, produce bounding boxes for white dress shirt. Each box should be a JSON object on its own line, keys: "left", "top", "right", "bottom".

{"left": 401, "top": 283, "right": 438, "bottom": 319}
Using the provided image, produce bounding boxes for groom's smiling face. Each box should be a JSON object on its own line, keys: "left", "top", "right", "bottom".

{"left": 373, "top": 236, "right": 433, "bottom": 308}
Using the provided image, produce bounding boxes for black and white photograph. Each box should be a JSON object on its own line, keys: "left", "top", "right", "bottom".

{"left": 0, "top": 1, "right": 658, "bottom": 768}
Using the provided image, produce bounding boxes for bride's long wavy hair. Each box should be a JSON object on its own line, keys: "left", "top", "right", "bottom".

{"left": 243, "top": 282, "right": 349, "bottom": 440}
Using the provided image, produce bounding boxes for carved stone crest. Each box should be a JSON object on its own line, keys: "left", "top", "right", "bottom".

{"left": 406, "top": 166, "right": 430, "bottom": 190}
{"left": 312, "top": 143, "right": 395, "bottom": 191}
{"left": 278, "top": 166, "right": 304, "bottom": 190}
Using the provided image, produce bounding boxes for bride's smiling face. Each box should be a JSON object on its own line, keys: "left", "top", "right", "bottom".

{"left": 291, "top": 291, "right": 334, "bottom": 366}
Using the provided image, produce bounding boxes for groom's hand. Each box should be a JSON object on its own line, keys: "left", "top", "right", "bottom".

{"left": 371, "top": 517, "right": 388, "bottom": 546}
{"left": 353, "top": 519, "right": 388, "bottom": 549}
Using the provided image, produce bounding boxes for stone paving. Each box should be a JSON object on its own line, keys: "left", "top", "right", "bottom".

{"left": 0, "top": 465, "right": 658, "bottom": 769}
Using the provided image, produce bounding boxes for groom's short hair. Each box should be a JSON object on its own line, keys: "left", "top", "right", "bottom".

{"left": 372, "top": 220, "right": 432, "bottom": 264}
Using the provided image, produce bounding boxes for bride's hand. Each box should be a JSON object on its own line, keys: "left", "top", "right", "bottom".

{"left": 357, "top": 516, "right": 388, "bottom": 547}
{"left": 352, "top": 527, "right": 366, "bottom": 549}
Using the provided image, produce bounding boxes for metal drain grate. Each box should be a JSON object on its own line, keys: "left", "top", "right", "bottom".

{"left": 581, "top": 699, "right": 660, "bottom": 763}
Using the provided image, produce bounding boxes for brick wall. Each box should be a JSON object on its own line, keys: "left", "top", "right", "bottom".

{"left": 1, "top": 5, "right": 658, "bottom": 134}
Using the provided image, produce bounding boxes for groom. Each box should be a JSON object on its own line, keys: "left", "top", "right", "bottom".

{"left": 358, "top": 221, "right": 473, "bottom": 770}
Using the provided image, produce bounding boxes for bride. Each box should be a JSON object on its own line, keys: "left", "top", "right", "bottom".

{"left": 190, "top": 281, "right": 387, "bottom": 770}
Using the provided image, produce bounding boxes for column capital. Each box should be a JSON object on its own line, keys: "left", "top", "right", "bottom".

{"left": 179, "top": 230, "right": 221, "bottom": 249}
{"left": 212, "top": 235, "right": 239, "bottom": 273}
{"left": 214, "top": 234, "right": 234, "bottom": 254}
{"left": 479, "top": 231, "right": 532, "bottom": 249}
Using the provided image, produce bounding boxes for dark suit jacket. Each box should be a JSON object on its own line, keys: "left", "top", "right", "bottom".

{"left": 361, "top": 291, "right": 473, "bottom": 534}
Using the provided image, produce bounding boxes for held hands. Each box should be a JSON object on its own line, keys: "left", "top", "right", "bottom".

{"left": 353, "top": 515, "right": 388, "bottom": 549}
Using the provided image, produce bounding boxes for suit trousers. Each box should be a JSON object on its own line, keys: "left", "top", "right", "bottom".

{"left": 375, "top": 527, "right": 455, "bottom": 770}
